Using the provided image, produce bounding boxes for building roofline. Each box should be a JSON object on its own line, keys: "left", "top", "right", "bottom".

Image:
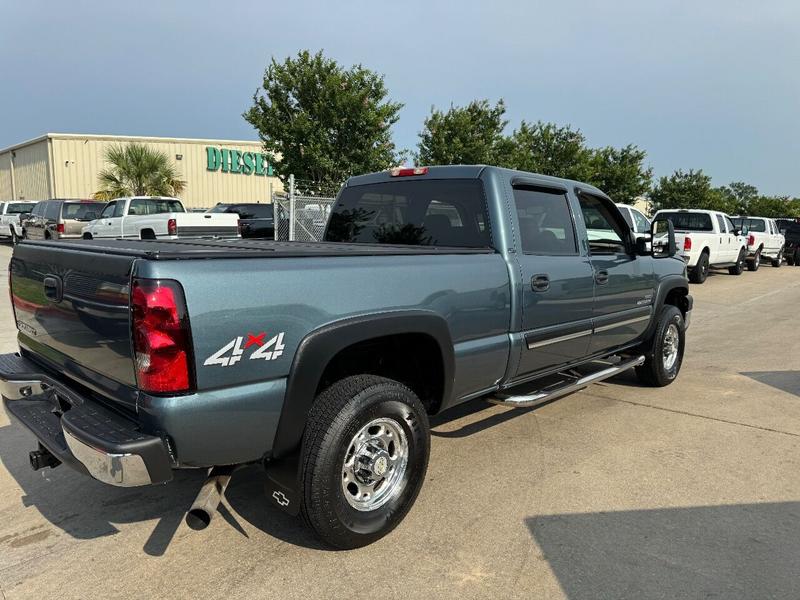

{"left": 0, "top": 132, "right": 264, "bottom": 154}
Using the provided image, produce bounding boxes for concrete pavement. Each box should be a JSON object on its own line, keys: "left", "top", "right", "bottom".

{"left": 0, "top": 242, "right": 799, "bottom": 599}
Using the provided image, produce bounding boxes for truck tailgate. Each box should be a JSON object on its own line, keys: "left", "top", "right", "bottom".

{"left": 10, "top": 242, "right": 138, "bottom": 407}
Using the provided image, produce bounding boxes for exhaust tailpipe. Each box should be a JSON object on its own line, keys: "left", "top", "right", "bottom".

{"left": 185, "top": 465, "right": 235, "bottom": 531}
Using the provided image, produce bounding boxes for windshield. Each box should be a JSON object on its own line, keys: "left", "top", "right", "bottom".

{"left": 7, "top": 202, "right": 33, "bottom": 214}
{"left": 325, "top": 179, "right": 491, "bottom": 248}
{"left": 62, "top": 202, "right": 103, "bottom": 221}
{"left": 657, "top": 211, "right": 713, "bottom": 232}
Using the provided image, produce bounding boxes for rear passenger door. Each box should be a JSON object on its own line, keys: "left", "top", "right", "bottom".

{"left": 713, "top": 213, "right": 732, "bottom": 263}
{"left": 577, "top": 193, "right": 655, "bottom": 355}
{"left": 512, "top": 185, "right": 596, "bottom": 377}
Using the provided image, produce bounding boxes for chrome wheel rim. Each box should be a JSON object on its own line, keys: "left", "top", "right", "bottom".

{"left": 342, "top": 417, "right": 408, "bottom": 512}
{"left": 754, "top": 253, "right": 760, "bottom": 267}
{"left": 663, "top": 323, "right": 680, "bottom": 371}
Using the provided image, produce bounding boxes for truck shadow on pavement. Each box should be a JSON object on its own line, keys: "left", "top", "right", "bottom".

{"left": 741, "top": 371, "right": 800, "bottom": 398}
{"left": 527, "top": 501, "right": 800, "bottom": 600}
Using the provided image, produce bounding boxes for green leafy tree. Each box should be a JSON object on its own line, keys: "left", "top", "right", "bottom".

{"left": 93, "top": 143, "right": 186, "bottom": 200}
{"left": 245, "top": 50, "right": 403, "bottom": 187}
{"left": 507, "top": 121, "right": 591, "bottom": 181}
{"left": 416, "top": 99, "right": 512, "bottom": 166}
{"left": 650, "top": 169, "right": 733, "bottom": 212}
{"left": 747, "top": 195, "right": 798, "bottom": 218}
{"left": 585, "top": 145, "right": 653, "bottom": 204}
{"left": 718, "top": 181, "right": 759, "bottom": 214}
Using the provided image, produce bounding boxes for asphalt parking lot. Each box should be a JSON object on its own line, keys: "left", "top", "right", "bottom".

{"left": 0, "top": 241, "right": 799, "bottom": 600}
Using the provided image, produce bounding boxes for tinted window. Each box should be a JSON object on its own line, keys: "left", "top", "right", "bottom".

{"left": 128, "top": 198, "right": 184, "bottom": 215}
{"left": 208, "top": 204, "right": 231, "bottom": 213}
{"left": 44, "top": 202, "right": 60, "bottom": 219}
{"left": 325, "top": 179, "right": 491, "bottom": 248}
{"left": 7, "top": 202, "right": 32, "bottom": 214}
{"left": 514, "top": 188, "right": 577, "bottom": 255}
{"left": 618, "top": 207, "right": 633, "bottom": 228}
{"left": 228, "top": 204, "right": 274, "bottom": 219}
{"left": 658, "top": 211, "right": 713, "bottom": 232}
{"left": 0, "top": 203, "right": 4, "bottom": 213}
{"left": 31, "top": 203, "right": 43, "bottom": 216}
{"left": 62, "top": 202, "right": 101, "bottom": 220}
{"left": 579, "top": 194, "right": 627, "bottom": 254}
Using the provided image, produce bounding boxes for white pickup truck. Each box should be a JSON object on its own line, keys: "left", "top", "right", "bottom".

{"left": 653, "top": 209, "right": 748, "bottom": 283}
{"left": 0, "top": 200, "right": 37, "bottom": 243}
{"left": 81, "top": 196, "right": 239, "bottom": 240}
{"left": 731, "top": 216, "right": 785, "bottom": 270}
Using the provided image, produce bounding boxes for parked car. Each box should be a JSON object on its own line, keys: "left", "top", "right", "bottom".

{"left": 207, "top": 203, "right": 275, "bottom": 239}
{"left": 652, "top": 209, "right": 748, "bottom": 283}
{"left": 778, "top": 219, "right": 800, "bottom": 266}
{"left": 81, "top": 196, "right": 239, "bottom": 240}
{"left": 616, "top": 203, "right": 651, "bottom": 237}
{"left": 20, "top": 199, "right": 104, "bottom": 240}
{"left": 731, "top": 216, "right": 785, "bottom": 269}
{"left": 1, "top": 165, "right": 692, "bottom": 549}
{"left": 0, "top": 200, "right": 38, "bottom": 243}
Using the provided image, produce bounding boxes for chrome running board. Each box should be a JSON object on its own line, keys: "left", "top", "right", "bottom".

{"left": 489, "top": 355, "right": 645, "bottom": 408}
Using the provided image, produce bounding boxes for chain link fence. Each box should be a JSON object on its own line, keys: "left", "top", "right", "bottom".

{"left": 274, "top": 176, "right": 340, "bottom": 242}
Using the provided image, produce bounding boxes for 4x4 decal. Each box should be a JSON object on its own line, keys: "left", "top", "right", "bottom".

{"left": 204, "top": 331, "right": 286, "bottom": 367}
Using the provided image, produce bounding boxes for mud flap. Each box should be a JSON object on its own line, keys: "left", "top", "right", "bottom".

{"left": 264, "top": 452, "right": 301, "bottom": 516}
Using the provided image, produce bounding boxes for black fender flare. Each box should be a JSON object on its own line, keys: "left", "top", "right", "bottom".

{"left": 271, "top": 310, "right": 454, "bottom": 459}
{"left": 644, "top": 275, "right": 691, "bottom": 341}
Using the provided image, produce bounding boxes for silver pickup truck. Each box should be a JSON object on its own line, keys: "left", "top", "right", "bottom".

{"left": 1, "top": 165, "right": 692, "bottom": 548}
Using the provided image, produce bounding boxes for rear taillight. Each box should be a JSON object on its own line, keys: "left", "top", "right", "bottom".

{"left": 390, "top": 166, "right": 428, "bottom": 177}
{"left": 56, "top": 223, "right": 65, "bottom": 234}
{"left": 167, "top": 218, "right": 177, "bottom": 236}
{"left": 748, "top": 234, "right": 755, "bottom": 247}
{"left": 131, "top": 278, "right": 194, "bottom": 394}
{"left": 683, "top": 237, "right": 692, "bottom": 251}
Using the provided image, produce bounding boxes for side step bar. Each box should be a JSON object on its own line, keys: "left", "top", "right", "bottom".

{"left": 489, "top": 355, "right": 645, "bottom": 408}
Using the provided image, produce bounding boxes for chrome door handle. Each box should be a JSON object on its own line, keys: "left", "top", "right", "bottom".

{"left": 531, "top": 274, "right": 550, "bottom": 292}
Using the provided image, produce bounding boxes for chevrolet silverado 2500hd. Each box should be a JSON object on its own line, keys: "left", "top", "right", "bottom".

{"left": 1, "top": 165, "right": 692, "bottom": 548}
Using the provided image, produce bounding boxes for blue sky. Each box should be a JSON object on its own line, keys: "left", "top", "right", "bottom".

{"left": 1, "top": 1, "right": 798, "bottom": 195}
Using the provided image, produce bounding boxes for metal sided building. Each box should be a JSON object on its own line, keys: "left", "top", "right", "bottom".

{"left": 0, "top": 133, "right": 283, "bottom": 209}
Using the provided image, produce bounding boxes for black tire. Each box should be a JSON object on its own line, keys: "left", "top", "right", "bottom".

{"left": 82, "top": 232, "right": 93, "bottom": 240}
{"left": 795, "top": 248, "right": 800, "bottom": 267}
{"left": 635, "top": 305, "right": 685, "bottom": 387}
{"left": 300, "top": 375, "right": 430, "bottom": 549}
{"left": 10, "top": 228, "right": 18, "bottom": 245}
{"left": 771, "top": 249, "right": 783, "bottom": 268}
{"left": 787, "top": 251, "right": 796, "bottom": 266}
{"left": 689, "top": 252, "right": 709, "bottom": 284}
{"left": 747, "top": 248, "right": 761, "bottom": 271}
{"left": 20, "top": 229, "right": 27, "bottom": 240}
{"left": 728, "top": 248, "right": 746, "bottom": 275}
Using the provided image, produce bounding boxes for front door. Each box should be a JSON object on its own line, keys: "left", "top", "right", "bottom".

{"left": 513, "top": 185, "right": 596, "bottom": 377}
{"left": 577, "top": 193, "right": 655, "bottom": 355}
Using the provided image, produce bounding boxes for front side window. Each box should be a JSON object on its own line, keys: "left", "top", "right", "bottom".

{"left": 579, "top": 194, "right": 626, "bottom": 254}
{"left": 513, "top": 187, "right": 577, "bottom": 255}
{"left": 100, "top": 202, "right": 116, "bottom": 219}
{"left": 44, "top": 202, "right": 60, "bottom": 219}
{"left": 724, "top": 216, "right": 736, "bottom": 233}
{"left": 325, "top": 179, "right": 491, "bottom": 248}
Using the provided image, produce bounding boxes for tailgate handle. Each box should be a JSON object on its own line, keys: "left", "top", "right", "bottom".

{"left": 43, "top": 276, "right": 63, "bottom": 303}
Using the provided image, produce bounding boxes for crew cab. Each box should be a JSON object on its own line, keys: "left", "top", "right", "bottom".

{"left": 1, "top": 165, "right": 691, "bottom": 549}
{"left": 652, "top": 209, "right": 748, "bottom": 283}
{"left": 81, "top": 196, "right": 239, "bottom": 240}
{"left": 731, "top": 216, "right": 785, "bottom": 269}
{"left": 0, "top": 200, "right": 37, "bottom": 243}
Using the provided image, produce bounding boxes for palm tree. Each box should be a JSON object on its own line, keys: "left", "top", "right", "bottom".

{"left": 93, "top": 143, "right": 186, "bottom": 200}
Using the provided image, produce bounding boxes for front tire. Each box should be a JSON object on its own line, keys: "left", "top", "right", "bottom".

{"left": 747, "top": 248, "right": 761, "bottom": 271}
{"left": 728, "top": 248, "right": 746, "bottom": 275}
{"left": 300, "top": 375, "right": 430, "bottom": 549}
{"left": 689, "top": 252, "right": 709, "bottom": 284}
{"left": 635, "top": 305, "right": 685, "bottom": 387}
{"left": 771, "top": 249, "right": 783, "bottom": 268}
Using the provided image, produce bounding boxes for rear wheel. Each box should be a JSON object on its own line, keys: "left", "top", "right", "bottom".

{"left": 728, "top": 248, "right": 746, "bottom": 275}
{"left": 689, "top": 252, "right": 709, "bottom": 284}
{"left": 82, "top": 232, "right": 93, "bottom": 240}
{"left": 300, "top": 375, "right": 430, "bottom": 549}
{"left": 771, "top": 249, "right": 783, "bottom": 268}
{"left": 636, "top": 305, "right": 685, "bottom": 387}
{"left": 795, "top": 248, "right": 800, "bottom": 267}
{"left": 747, "top": 248, "right": 761, "bottom": 271}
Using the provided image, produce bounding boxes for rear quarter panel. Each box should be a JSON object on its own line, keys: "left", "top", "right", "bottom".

{"left": 136, "top": 253, "right": 512, "bottom": 402}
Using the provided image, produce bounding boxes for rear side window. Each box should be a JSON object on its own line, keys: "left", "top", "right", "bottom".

{"left": 715, "top": 215, "right": 727, "bottom": 232}
{"left": 325, "top": 179, "right": 491, "bottom": 248}
{"left": 747, "top": 218, "right": 766, "bottom": 232}
{"left": 62, "top": 202, "right": 101, "bottom": 221}
{"left": 658, "top": 212, "right": 713, "bottom": 232}
{"left": 513, "top": 187, "right": 577, "bottom": 255}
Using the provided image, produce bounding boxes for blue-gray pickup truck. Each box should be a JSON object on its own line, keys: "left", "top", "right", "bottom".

{"left": 1, "top": 165, "right": 692, "bottom": 548}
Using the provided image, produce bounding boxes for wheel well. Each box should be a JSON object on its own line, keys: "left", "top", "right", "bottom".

{"left": 316, "top": 333, "right": 445, "bottom": 414}
{"left": 140, "top": 229, "right": 156, "bottom": 240}
{"left": 82, "top": 232, "right": 93, "bottom": 240}
{"left": 701, "top": 247, "right": 710, "bottom": 256}
{"left": 664, "top": 287, "right": 690, "bottom": 317}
